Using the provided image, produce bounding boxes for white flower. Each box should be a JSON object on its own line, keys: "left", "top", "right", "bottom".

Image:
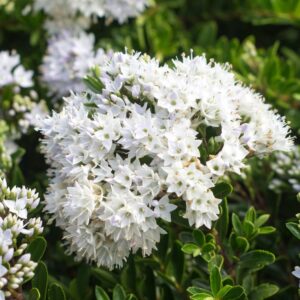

{"left": 292, "top": 266, "right": 300, "bottom": 287}
{"left": 0, "top": 228, "right": 12, "bottom": 252}
{"left": 41, "top": 30, "right": 107, "bottom": 98}
{"left": 0, "top": 178, "right": 43, "bottom": 296}
{"left": 0, "top": 51, "right": 33, "bottom": 88}
{"left": 4, "top": 198, "right": 28, "bottom": 219}
{"left": 39, "top": 50, "right": 292, "bottom": 270}
{"left": 64, "top": 181, "right": 100, "bottom": 225}
{"left": 13, "top": 66, "right": 34, "bottom": 88}
{"left": 0, "top": 257, "right": 8, "bottom": 280}
{"left": 33, "top": 0, "right": 151, "bottom": 33}
{"left": 269, "top": 146, "right": 300, "bottom": 193}
{"left": 153, "top": 195, "right": 176, "bottom": 222}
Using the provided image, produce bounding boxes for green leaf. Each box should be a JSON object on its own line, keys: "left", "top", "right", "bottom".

{"left": 29, "top": 288, "right": 41, "bottom": 300}
{"left": 221, "top": 286, "right": 245, "bottom": 300}
{"left": 249, "top": 284, "right": 279, "bottom": 300}
{"left": 193, "top": 229, "right": 206, "bottom": 247}
{"left": 32, "top": 262, "right": 48, "bottom": 300}
{"left": 208, "top": 255, "right": 224, "bottom": 271}
{"left": 191, "top": 293, "right": 214, "bottom": 300}
{"left": 121, "top": 256, "right": 136, "bottom": 291}
{"left": 11, "top": 147, "right": 25, "bottom": 162}
{"left": 84, "top": 74, "right": 104, "bottom": 93}
{"left": 187, "top": 287, "right": 211, "bottom": 295}
{"left": 215, "top": 198, "right": 229, "bottom": 241}
{"left": 286, "top": 222, "right": 300, "bottom": 240}
{"left": 69, "top": 279, "right": 80, "bottom": 300}
{"left": 27, "top": 237, "right": 47, "bottom": 262}
{"left": 217, "top": 285, "right": 232, "bottom": 297}
{"left": 10, "top": 164, "right": 25, "bottom": 186}
{"left": 222, "top": 277, "right": 234, "bottom": 287}
{"left": 234, "top": 236, "right": 249, "bottom": 253}
{"left": 48, "top": 284, "right": 66, "bottom": 300}
{"left": 212, "top": 182, "right": 233, "bottom": 199}
{"left": 243, "top": 220, "right": 256, "bottom": 237}
{"left": 255, "top": 214, "right": 270, "bottom": 227}
{"left": 113, "top": 284, "right": 126, "bottom": 300}
{"left": 181, "top": 243, "right": 199, "bottom": 254}
{"left": 202, "top": 242, "right": 215, "bottom": 254}
{"left": 232, "top": 213, "right": 243, "bottom": 235}
{"left": 139, "top": 267, "right": 156, "bottom": 300}
{"left": 239, "top": 250, "right": 275, "bottom": 271}
{"left": 258, "top": 226, "right": 276, "bottom": 235}
{"left": 95, "top": 286, "right": 110, "bottom": 300}
{"left": 92, "top": 268, "right": 118, "bottom": 287}
{"left": 210, "top": 266, "right": 222, "bottom": 296}
{"left": 156, "top": 270, "right": 177, "bottom": 288}
{"left": 77, "top": 264, "right": 91, "bottom": 299}
{"left": 245, "top": 207, "right": 256, "bottom": 223}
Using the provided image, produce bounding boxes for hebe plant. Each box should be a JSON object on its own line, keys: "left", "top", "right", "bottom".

{"left": 0, "top": 0, "right": 300, "bottom": 299}
{"left": 183, "top": 201, "right": 278, "bottom": 300}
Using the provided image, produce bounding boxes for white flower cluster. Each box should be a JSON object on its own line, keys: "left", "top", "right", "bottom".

{"left": 39, "top": 51, "right": 292, "bottom": 270}
{"left": 0, "top": 178, "right": 43, "bottom": 300}
{"left": 0, "top": 51, "right": 48, "bottom": 177}
{"left": 34, "top": 0, "right": 150, "bottom": 33}
{"left": 269, "top": 146, "right": 300, "bottom": 193}
{"left": 41, "top": 30, "right": 108, "bottom": 98}
{"left": 0, "top": 51, "right": 33, "bottom": 89}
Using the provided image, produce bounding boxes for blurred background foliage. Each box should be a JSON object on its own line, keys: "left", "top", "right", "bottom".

{"left": 1, "top": 0, "right": 300, "bottom": 299}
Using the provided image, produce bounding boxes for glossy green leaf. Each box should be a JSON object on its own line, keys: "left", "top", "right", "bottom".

{"left": 258, "top": 226, "right": 276, "bottom": 235}
{"left": 193, "top": 229, "right": 206, "bottom": 247}
{"left": 121, "top": 256, "right": 136, "bottom": 291}
{"left": 27, "top": 237, "right": 47, "bottom": 262}
{"left": 113, "top": 284, "right": 126, "bottom": 300}
{"left": 48, "top": 284, "right": 66, "bottom": 300}
{"left": 239, "top": 250, "right": 275, "bottom": 271}
{"left": 29, "top": 288, "right": 40, "bottom": 300}
{"left": 32, "top": 262, "right": 48, "bottom": 300}
{"left": 232, "top": 213, "right": 243, "bottom": 235}
{"left": 235, "top": 236, "right": 250, "bottom": 253}
{"left": 286, "top": 222, "right": 300, "bottom": 240}
{"left": 95, "top": 286, "right": 110, "bottom": 300}
{"left": 212, "top": 182, "right": 233, "bottom": 199}
{"left": 221, "top": 286, "right": 245, "bottom": 300}
{"left": 77, "top": 264, "right": 91, "bottom": 299}
{"left": 191, "top": 293, "right": 214, "bottom": 300}
{"left": 187, "top": 287, "right": 211, "bottom": 295}
{"left": 249, "top": 283, "right": 279, "bottom": 300}
{"left": 255, "top": 214, "right": 270, "bottom": 227}
{"left": 84, "top": 74, "right": 104, "bottom": 93}
{"left": 181, "top": 243, "right": 199, "bottom": 254}
{"left": 245, "top": 207, "right": 256, "bottom": 223}
{"left": 92, "top": 268, "right": 118, "bottom": 287}
{"left": 210, "top": 266, "right": 222, "bottom": 296}
{"left": 243, "top": 220, "right": 256, "bottom": 237}
{"left": 215, "top": 198, "right": 229, "bottom": 241}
